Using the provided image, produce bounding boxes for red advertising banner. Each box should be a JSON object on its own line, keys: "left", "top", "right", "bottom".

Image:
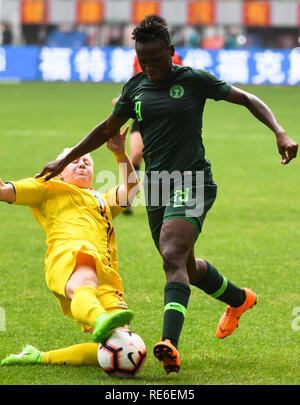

{"left": 243, "top": 2, "right": 270, "bottom": 27}
{"left": 188, "top": 1, "right": 215, "bottom": 26}
{"left": 21, "top": 0, "right": 47, "bottom": 24}
{"left": 132, "top": 1, "right": 161, "bottom": 24}
{"left": 76, "top": 1, "right": 104, "bottom": 25}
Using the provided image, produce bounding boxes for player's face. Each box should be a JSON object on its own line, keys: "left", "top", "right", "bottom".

{"left": 60, "top": 155, "right": 94, "bottom": 188}
{"left": 136, "top": 39, "right": 174, "bottom": 82}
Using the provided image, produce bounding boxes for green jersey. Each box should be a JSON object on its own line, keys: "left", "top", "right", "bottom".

{"left": 113, "top": 65, "right": 231, "bottom": 176}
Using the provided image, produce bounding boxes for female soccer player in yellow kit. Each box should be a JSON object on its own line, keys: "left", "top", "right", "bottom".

{"left": 0, "top": 126, "right": 140, "bottom": 366}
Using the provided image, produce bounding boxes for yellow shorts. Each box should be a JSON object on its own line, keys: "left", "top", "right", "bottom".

{"left": 44, "top": 241, "right": 128, "bottom": 331}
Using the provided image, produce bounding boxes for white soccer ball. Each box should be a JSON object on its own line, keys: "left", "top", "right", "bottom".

{"left": 97, "top": 328, "right": 147, "bottom": 378}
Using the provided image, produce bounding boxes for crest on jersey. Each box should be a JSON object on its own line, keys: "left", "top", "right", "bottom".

{"left": 169, "top": 85, "right": 184, "bottom": 99}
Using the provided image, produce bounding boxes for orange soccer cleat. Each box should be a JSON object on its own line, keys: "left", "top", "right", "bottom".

{"left": 216, "top": 288, "right": 257, "bottom": 339}
{"left": 153, "top": 339, "right": 180, "bottom": 374}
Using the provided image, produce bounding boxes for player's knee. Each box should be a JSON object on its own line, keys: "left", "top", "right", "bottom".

{"left": 161, "top": 244, "right": 185, "bottom": 275}
{"left": 65, "top": 279, "right": 98, "bottom": 299}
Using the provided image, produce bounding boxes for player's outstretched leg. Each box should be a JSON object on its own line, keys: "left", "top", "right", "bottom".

{"left": 153, "top": 339, "right": 180, "bottom": 375}
{"left": 188, "top": 258, "right": 257, "bottom": 338}
{"left": 93, "top": 310, "right": 134, "bottom": 344}
{"left": 216, "top": 288, "right": 257, "bottom": 338}
{"left": 1, "top": 345, "right": 44, "bottom": 366}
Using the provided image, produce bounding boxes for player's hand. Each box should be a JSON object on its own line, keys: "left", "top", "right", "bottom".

{"left": 35, "top": 159, "right": 67, "bottom": 182}
{"left": 107, "top": 125, "right": 130, "bottom": 154}
{"left": 0, "top": 178, "right": 6, "bottom": 197}
{"left": 112, "top": 96, "right": 120, "bottom": 107}
{"left": 276, "top": 132, "right": 298, "bottom": 165}
{"left": 0, "top": 178, "right": 16, "bottom": 203}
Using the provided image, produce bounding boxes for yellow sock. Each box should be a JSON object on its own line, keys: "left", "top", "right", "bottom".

{"left": 70, "top": 285, "right": 106, "bottom": 329}
{"left": 43, "top": 343, "right": 99, "bottom": 366}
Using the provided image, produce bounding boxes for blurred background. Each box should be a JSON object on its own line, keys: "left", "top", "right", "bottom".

{"left": 1, "top": 0, "right": 300, "bottom": 84}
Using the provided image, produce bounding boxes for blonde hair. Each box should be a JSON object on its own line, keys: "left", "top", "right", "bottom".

{"left": 56, "top": 148, "right": 93, "bottom": 164}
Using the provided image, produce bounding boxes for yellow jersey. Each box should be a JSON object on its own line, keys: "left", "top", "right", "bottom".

{"left": 10, "top": 177, "right": 128, "bottom": 315}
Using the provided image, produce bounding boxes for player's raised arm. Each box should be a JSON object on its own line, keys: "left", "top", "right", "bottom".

{"left": 0, "top": 178, "right": 16, "bottom": 203}
{"left": 35, "top": 114, "right": 129, "bottom": 182}
{"left": 107, "top": 126, "right": 140, "bottom": 207}
{"left": 225, "top": 86, "right": 298, "bottom": 165}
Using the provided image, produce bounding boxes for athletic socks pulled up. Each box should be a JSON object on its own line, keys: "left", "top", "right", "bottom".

{"left": 162, "top": 281, "right": 191, "bottom": 349}
{"left": 195, "top": 261, "right": 246, "bottom": 308}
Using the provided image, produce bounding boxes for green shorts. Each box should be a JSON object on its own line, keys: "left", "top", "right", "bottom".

{"left": 144, "top": 172, "right": 217, "bottom": 250}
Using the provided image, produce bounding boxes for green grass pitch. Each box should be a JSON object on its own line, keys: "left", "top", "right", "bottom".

{"left": 0, "top": 82, "right": 299, "bottom": 386}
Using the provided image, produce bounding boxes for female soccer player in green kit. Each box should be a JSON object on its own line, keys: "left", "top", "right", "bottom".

{"left": 35, "top": 17, "right": 298, "bottom": 374}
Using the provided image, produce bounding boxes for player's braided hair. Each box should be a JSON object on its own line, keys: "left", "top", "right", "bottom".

{"left": 132, "top": 15, "right": 171, "bottom": 48}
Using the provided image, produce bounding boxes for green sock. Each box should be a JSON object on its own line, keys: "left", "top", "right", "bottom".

{"left": 162, "top": 281, "right": 191, "bottom": 349}
{"left": 195, "top": 261, "right": 245, "bottom": 307}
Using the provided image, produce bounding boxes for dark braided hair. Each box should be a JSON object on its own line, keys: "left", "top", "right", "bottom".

{"left": 132, "top": 15, "right": 171, "bottom": 48}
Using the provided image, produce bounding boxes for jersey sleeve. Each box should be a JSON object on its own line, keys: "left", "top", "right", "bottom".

{"left": 194, "top": 69, "right": 231, "bottom": 101}
{"left": 113, "top": 81, "right": 136, "bottom": 120}
{"left": 104, "top": 185, "right": 129, "bottom": 219}
{"left": 11, "top": 177, "right": 47, "bottom": 206}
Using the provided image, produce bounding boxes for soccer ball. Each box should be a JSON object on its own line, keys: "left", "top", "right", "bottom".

{"left": 97, "top": 328, "right": 147, "bottom": 378}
